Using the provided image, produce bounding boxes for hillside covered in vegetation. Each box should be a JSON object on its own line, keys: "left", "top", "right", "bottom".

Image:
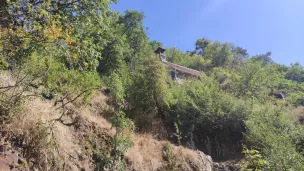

{"left": 1, "top": 0, "right": 304, "bottom": 170}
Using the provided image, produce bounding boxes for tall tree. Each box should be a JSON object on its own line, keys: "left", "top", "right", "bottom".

{"left": 202, "top": 41, "right": 232, "bottom": 68}
{"left": 251, "top": 51, "right": 274, "bottom": 66}
{"left": 285, "top": 62, "right": 304, "bottom": 82}
{"left": 119, "top": 10, "right": 147, "bottom": 71}
{"left": 228, "top": 45, "right": 249, "bottom": 68}
{"left": 2, "top": 0, "right": 118, "bottom": 69}
{"left": 236, "top": 61, "right": 280, "bottom": 97}
{"left": 195, "top": 38, "right": 211, "bottom": 55}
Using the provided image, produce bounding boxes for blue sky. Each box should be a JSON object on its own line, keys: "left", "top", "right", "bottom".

{"left": 112, "top": 0, "right": 304, "bottom": 66}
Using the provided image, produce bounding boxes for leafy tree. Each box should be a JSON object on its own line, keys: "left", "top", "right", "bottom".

{"left": 165, "top": 47, "right": 207, "bottom": 71}
{"left": 194, "top": 38, "right": 211, "bottom": 55}
{"left": 2, "top": 1, "right": 304, "bottom": 170}
{"left": 251, "top": 51, "right": 274, "bottom": 66}
{"left": 126, "top": 45, "right": 170, "bottom": 116}
{"left": 202, "top": 41, "right": 232, "bottom": 68}
{"left": 167, "top": 78, "right": 249, "bottom": 157}
{"left": 230, "top": 46, "right": 249, "bottom": 68}
{"left": 149, "top": 40, "right": 163, "bottom": 50}
{"left": 285, "top": 62, "right": 304, "bottom": 82}
{"left": 119, "top": 10, "right": 147, "bottom": 71}
{"left": 235, "top": 61, "right": 281, "bottom": 97}
{"left": 245, "top": 103, "right": 304, "bottom": 170}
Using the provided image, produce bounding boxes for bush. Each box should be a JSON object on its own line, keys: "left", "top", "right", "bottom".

{"left": 88, "top": 111, "right": 134, "bottom": 171}
{"left": 0, "top": 95, "right": 22, "bottom": 122}
{"left": 0, "top": 56, "right": 8, "bottom": 70}
{"left": 245, "top": 103, "right": 304, "bottom": 170}
{"left": 167, "top": 78, "right": 248, "bottom": 158}
{"left": 22, "top": 52, "right": 101, "bottom": 102}
{"left": 165, "top": 48, "right": 207, "bottom": 71}
{"left": 8, "top": 117, "right": 63, "bottom": 170}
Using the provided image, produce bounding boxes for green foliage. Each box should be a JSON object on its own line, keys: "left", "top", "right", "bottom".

{"left": 194, "top": 38, "right": 211, "bottom": 55}
{"left": 245, "top": 103, "right": 304, "bottom": 170}
{"left": 250, "top": 52, "right": 274, "bottom": 66}
{"left": 167, "top": 77, "right": 248, "bottom": 156}
{"left": 162, "top": 142, "right": 182, "bottom": 171}
{"left": 163, "top": 142, "right": 173, "bottom": 162}
{"left": 125, "top": 45, "right": 170, "bottom": 117}
{"left": 173, "top": 122, "right": 182, "bottom": 146}
{"left": 211, "top": 67, "right": 239, "bottom": 92}
{"left": 92, "top": 111, "right": 134, "bottom": 171}
{"left": 231, "top": 46, "right": 249, "bottom": 64}
{"left": 288, "top": 89, "right": 304, "bottom": 106}
{"left": 2, "top": 1, "right": 304, "bottom": 170}
{"left": 0, "top": 55, "right": 8, "bottom": 70}
{"left": 21, "top": 52, "right": 101, "bottom": 101}
{"left": 241, "top": 148, "right": 267, "bottom": 171}
{"left": 166, "top": 41, "right": 250, "bottom": 72}
{"left": 104, "top": 72, "right": 127, "bottom": 105}
{"left": 111, "top": 111, "right": 135, "bottom": 158}
{"left": 165, "top": 55, "right": 304, "bottom": 165}
{"left": 276, "top": 72, "right": 304, "bottom": 105}
{"left": 166, "top": 48, "right": 207, "bottom": 71}
{"left": 201, "top": 41, "right": 233, "bottom": 68}
{"left": 234, "top": 61, "right": 281, "bottom": 97}
{"left": 0, "top": 92, "right": 22, "bottom": 122}
{"left": 149, "top": 40, "right": 163, "bottom": 50}
{"left": 285, "top": 62, "right": 304, "bottom": 82}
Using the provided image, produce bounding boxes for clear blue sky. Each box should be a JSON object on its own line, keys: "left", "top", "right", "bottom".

{"left": 112, "top": 0, "right": 304, "bottom": 66}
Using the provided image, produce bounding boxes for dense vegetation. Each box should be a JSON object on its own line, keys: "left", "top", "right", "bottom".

{"left": 1, "top": 0, "right": 304, "bottom": 170}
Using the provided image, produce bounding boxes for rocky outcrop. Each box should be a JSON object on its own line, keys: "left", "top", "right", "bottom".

{"left": 213, "top": 162, "right": 242, "bottom": 171}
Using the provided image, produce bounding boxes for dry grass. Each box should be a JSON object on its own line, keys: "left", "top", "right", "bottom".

{"left": 125, "top": 134, "right": 164, "bottom": 171}
{"left": 0, "top": 71, "right": 16, "bottom": 87}
{"left": 172, "top": 147, "right": 213, "bottom": 171}
{"left": 4, "top": 94, "right": 214, "bottom": 171}
{"left": 125, "top": 134, "right": 213, "bottom": 171}
{"left": 7, "top": 97, "right": 78, "bottom": 170}
{"left": 126, "top": 109, "right": 170, "bottom": 140}
{"left": 1, "top": 72, "right": 214, "bottom": 171}
{"left": 5, "top": 91, "right": 115, "bottom": 170}
{"left": 291, "top": 106, "right": 304, "bottom": 123}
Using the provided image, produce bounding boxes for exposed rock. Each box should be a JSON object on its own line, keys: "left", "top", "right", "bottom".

{"left": 213, "top": 161, "right": 242, "bottom": 171}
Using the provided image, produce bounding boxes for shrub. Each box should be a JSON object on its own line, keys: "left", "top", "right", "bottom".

{"left": 21, "top": 52, "right": 102, "bottom": 102}
{"left": 167, "top": 78, "right": 248, "bottom": 158}
{"left": 245, "top": 103, "right": 304, "bottom": 170}
{"left": 88, "top": 111, "right": 134, "bottom": 171}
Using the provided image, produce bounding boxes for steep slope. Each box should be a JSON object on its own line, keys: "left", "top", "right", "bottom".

{"left": 0, "top": 72, "right": 214, "bottom": 171}
{"left": 125, "top": 134, "right": 213, "bottom": 171}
